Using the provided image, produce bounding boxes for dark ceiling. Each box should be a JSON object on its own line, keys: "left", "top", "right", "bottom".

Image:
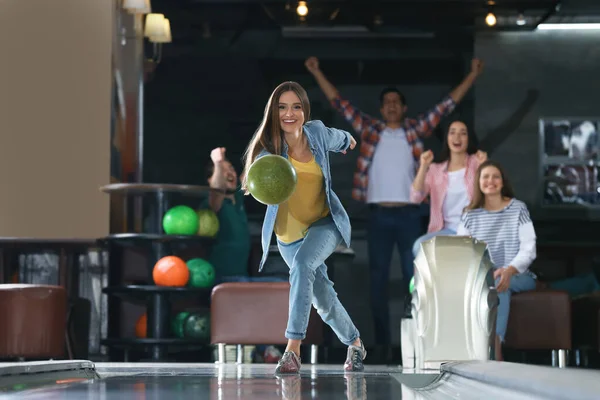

{"left": 149, "top": 0, "right": 599, "bottom": 36}
{"left": 142, "top": 0, "right": 600, "bottom": 60}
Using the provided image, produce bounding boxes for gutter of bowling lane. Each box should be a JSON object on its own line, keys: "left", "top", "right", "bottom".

{"left": 440, "top": 360, "right": 600, "bottom": 400}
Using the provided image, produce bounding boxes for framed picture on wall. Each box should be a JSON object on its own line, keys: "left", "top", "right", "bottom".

{"left": 540, "top": 118, "right": 599, "bottom": 163}
{"left": 539, "top": 118, "right": 600, "bottom": 207}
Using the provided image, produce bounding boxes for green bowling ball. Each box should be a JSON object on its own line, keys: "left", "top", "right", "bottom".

{"left": 246, "top": 155, "right": 297, "bottom": 205}
{"left": 409, "top": 276, "right": 415, "bottom": 294}
{"left": 184, "top": 312, "right": 210, "bottom": 341}
{"left": 171, "top": 311, "right": 190, "bottom": 338}
{"left": 163, "top": 205, "right": 199, "bottom": 235}
{"left": 186, "top": 258, "right": 215, "bottom": 288}
{"left": 196, "top": 208, "right": 219, "bottom": 237}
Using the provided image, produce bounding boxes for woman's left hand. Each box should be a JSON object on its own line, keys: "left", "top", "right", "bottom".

{"left": 494, "top": 266, "right": 517, "bottom": 293}
{"left": 342, "top": 136, "right": 357, "bottom": 154}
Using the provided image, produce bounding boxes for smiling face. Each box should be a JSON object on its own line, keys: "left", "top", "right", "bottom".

{"left": 447, "top": 121, "right": 469, "bottom": 154}
{"left": 278, "top": 90, "right": 305, "bottom": 134}
{"left": 466, "top": 161, "right": 515, "bottom": 211}
{"left": 479, "top": 165, "right": 503, "bottom": 197}
{"left": 209, "top": 160, "right": 238, "bottom": 190}
{"left": 380, "top": 91, "right": 406, "bottom": 124}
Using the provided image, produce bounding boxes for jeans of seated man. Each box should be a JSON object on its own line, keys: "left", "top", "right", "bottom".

{"left": 546, "top": 271, "right": 600, "bottom": 298}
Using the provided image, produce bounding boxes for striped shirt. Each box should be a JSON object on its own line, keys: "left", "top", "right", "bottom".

{"left": 456, "top": 199, "right": 537, "bottom": 274}
{"left": 330, "top": 94, "right": 456, "bottom": 202}
{"left": 410, "top": 154, "right": 481, "bottom": 233}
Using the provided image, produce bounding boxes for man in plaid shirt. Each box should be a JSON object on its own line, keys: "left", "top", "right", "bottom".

{"left": 306, "top": 56, "right": 484, "bottom": 352}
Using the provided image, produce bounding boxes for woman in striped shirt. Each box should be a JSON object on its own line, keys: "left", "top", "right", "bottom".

{"left": 457, "top": 160, "right": 537, "bottom": 361}
{"left": 410, "top": 120, "right": 487, "bottom": 256}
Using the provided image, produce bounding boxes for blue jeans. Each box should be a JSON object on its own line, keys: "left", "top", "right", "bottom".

{"left": 412, "top": 228, "right": 457, "bottom": 257}
{"left": 495, "top": 273, "right": 537, "bottom": 342}
{"left": 548, "top": 272, "right": 600, "bottom": 298}
{"left": 368, "top": 204, "right": 422, "bottom": 344}
{"left": 277, "top": 216, "right": 360, "bottom": 346}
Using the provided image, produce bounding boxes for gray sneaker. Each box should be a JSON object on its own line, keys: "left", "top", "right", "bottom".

{"left": 275, "top": 351, "right": 301, "bottom": 374}
{"left": 277, "top": 375, "right": 301, "bottom": 399}
{"left": 344, "top": 340, "right": 366, "bottom": 372}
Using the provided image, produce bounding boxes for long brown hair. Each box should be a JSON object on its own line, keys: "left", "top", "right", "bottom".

{"left": 241, "top": 81, "right": 311, "bottom": 193}
{"left": 465, "top": 160, "right": 515, "bottom": 211}
{"left": 438, "top": 119, "right": 479, "bottom": 163}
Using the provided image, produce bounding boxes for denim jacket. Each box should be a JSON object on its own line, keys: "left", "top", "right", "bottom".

{"left": 256, "top": 120, "right": 353, "bottom": 271}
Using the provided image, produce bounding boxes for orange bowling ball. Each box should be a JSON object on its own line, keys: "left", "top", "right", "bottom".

{"left": 153, "top": 256, "right": 190, "bottom": 287}
{"left": 135, "top": 314, "right": 147, "bottom": 338}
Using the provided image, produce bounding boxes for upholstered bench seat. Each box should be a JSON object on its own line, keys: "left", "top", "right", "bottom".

{"left": 505, "top": 289, "right": 572, "bottom": 367}
{"left": 0, "top": 284, "right": 67, "bottom": 359}
{"left": 210, "top": 282, "right": 323, "bottom": 363}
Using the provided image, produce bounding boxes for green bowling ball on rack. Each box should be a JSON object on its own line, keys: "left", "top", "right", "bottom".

{"left": 183, "top": 312, "right": 210, "bottom": 341}
{"left": 162, "top": 205, "right": 199, "bottom": 235}
{"left": 196, "top": 208, "right": 219, "bottom": 237}
{"left": 171, "top": 311, "right": 191, "bottom": 338}
{"left": 186, "top": 258, "right": 215, "bottom": 288}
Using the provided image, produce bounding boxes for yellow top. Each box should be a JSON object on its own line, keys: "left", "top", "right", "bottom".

{"left": 274, "top": 155, "right": 330, "bottom": 243}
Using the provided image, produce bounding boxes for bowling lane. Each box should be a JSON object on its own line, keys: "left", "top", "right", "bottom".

{"left": 3, "top": 362, "right": 597, "bottom": 400}
{"left": 3, "top": 364, "right": 400, "bottom": 400}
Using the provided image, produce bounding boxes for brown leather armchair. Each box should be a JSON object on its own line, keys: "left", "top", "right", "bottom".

{"left": 504, "top": 289, "right": 572, "bottom": 367}
{"left": 0, "top": 284, "right": 67, "bottom": 360}
{"left": 210, "top": 282, "right": 323, "bottom": 363}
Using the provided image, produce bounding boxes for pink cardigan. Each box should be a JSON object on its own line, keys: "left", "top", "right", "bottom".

{"left": 410, "top": 154, "right": 480, "bottom": 233}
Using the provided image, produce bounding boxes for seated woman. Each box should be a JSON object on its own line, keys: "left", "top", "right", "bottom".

{"left": 410, "top": 120, "right": 487, "bottom": 257}
{"left": 456, "top": 160, "right": 537, "bottom": 361}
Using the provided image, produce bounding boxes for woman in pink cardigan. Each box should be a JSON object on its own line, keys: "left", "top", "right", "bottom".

{"left": 410, "top": 120, "right": 487, "bottom": 256}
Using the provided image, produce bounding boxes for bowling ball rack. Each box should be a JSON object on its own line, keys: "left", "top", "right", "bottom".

{"left": 100, "top": 285, "right": 213, "bottom": 362}
{"left": 99, "top": 183, "right": 231, "bottom": 362}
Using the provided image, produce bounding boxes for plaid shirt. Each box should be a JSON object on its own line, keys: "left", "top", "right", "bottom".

{"left": 330, "top": 94, "right": 457, "bottom": 202}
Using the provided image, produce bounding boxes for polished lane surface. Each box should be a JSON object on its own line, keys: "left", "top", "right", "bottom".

{"left": 1, "top": 362, "right": 577, "bottom": 400}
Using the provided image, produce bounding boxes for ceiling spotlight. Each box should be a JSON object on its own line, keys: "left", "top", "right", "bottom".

{"left": 485, "top": 12, "right": 497, "bottom": 26}
{"left": 516, "top": 14, "right": 526, "bottom": 26}
{"left": 297, "top": 1, "right": 308, "bottom": 17}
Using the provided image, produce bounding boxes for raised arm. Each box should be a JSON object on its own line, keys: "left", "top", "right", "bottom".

{"left": 448, "top": 59, "right": 484, "bottom": 105}
{"left": 507, "top": 208, "right": 537, "bottom": 274}
{"left": 305, "top": 57, "right": 378, "bottom": 136}
{"left": 412, "top": 59, "right": 484, "bottom": 137}
{"left": 410, "top": 151, "right": 434, "bottom": 203}
{"left": 208, "top": 147, "right": 228, "bottom": 213}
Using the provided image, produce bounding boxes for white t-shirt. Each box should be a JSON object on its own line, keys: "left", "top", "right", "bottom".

{"left": 442, "top": 168, "right": 470, "bottom": 231}
{"left": 367, "top": 127, "right": 415, "bottom": 203}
